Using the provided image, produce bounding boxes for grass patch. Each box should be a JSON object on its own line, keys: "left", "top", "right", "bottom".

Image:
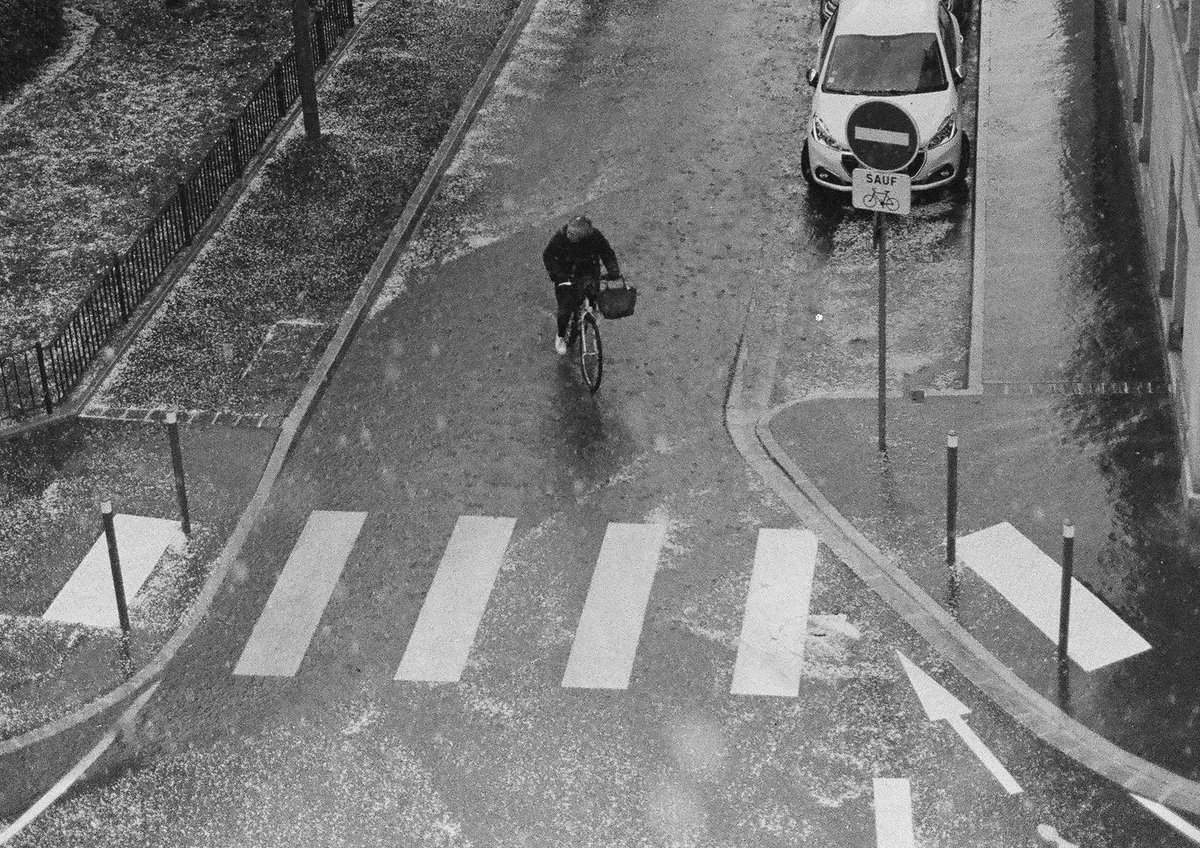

{"left": 0, "top": 0, "right": 301, "bottom": 350}
{"left": 101, "top": 0, "right": 519, "bottom": 411}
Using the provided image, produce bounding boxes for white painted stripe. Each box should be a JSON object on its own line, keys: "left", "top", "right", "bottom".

{"left": 731, "top": 528, "right": 818, "bottom": 697}
{"left": 1132, "top": 795, "right": 1200, "bottom": 844}
{"left": 233, "top": 511, "right": 366, "bottom": 677}
{"left": 561, "top": 522, "right": 666, "bottom": 690}
{"left": 43, "top": 515, "right": 184, "bottom": 628}
{"left": 395, "top": 515, "right": 516, "bottom": 683}
{"left": 873, "top": 778, "right": 915, "bottom": 848}
{"left": 958, "top": 522, "right": 1151, "bottom": 671}
{"left": 948, "top": 716, "right": 1023, "bottom": 794}
{"left": 854, "top": 126, "right": 911, "bottom": 147}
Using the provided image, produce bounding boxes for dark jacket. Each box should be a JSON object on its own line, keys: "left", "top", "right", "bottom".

{"left": 542, "top": 226, "right": 620, "bottom": 284}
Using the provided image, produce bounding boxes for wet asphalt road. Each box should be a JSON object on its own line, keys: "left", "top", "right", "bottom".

{"left": 4, "top": 0, "right": 1197, "bottom": 844}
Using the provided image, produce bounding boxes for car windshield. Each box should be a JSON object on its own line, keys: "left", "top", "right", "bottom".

{"left": 822, "top": 32, "right": 947, "bottom": 95}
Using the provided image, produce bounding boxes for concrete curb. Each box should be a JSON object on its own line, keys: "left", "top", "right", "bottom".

{"left": 722, "top": 0, "right": 1200, "bottom": 816}
{"left": 723, "top": 345, "right": 1200, "bottom": 813}
{"left": 0, "top": 0, "right": 539, "bottom": 770}
{"left": 964, "top": 0, "right": 987, "bottom": 395}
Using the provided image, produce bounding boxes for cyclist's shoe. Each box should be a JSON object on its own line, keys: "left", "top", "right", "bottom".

{"left": 554, "top": 336, "right": 568, "bottom": 355}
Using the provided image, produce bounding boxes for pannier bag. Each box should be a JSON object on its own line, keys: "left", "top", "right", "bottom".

{"left": 597, "top": 279, "right": 638, "bottom": 319}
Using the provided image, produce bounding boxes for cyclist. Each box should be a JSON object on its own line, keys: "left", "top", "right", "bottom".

{"left": 542, "top": 215, "right": 622, "bottom": 355}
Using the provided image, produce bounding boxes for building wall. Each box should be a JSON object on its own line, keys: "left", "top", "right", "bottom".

{"left": 1106, "top": 0, "right": 1200, "bottom": 495}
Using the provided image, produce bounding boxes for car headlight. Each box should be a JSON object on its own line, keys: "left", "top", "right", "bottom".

{"left": 812, "top": 115, "right": 843, "bottom": 150}
{"left": 926, "top": 114, "right": 957, "bottom": 149}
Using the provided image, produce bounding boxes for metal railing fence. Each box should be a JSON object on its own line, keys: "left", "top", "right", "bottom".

{"left": 0, "top": 0, "right": 354, "bottom": 425}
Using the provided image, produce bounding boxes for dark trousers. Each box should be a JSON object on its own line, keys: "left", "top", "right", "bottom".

{"left": 554, "top": 276, "right": 599, "bottom": 337}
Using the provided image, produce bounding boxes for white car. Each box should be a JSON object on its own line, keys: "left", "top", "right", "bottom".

{"left": 819, "top": 0, "right": 964, "bottom": 29}
{"left": 802, "top": 0, "right": 969, "bottom": 195}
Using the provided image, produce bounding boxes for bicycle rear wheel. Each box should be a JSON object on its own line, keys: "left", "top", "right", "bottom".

{"left": 579, "top": 311, "right": 603, "bottom": 392}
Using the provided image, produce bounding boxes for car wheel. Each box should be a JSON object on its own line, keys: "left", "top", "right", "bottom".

{"left": 801, "top": 141, "right": 820, "bottom": 188}
{"left": 954, "top": 132, "right": 972, "bottom": 191}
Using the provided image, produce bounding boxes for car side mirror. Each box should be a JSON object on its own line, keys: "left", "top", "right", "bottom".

{"left": 806, "top": 68, "right": 819, "bottom": 87}
{"left": 952, "top": 67, "right": 964, "bottom": 85}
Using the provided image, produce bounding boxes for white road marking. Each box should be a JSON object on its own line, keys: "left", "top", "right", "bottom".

{"left": 1036, "top": 824, "right": 1079, "bottom": 847}
{"left": 561, "top": 522, "right": 666, "bottom": 690}
{"left": 896, "top": 650, "right": 1022, "bottom": 794}
{"left": 42, "top": 515, "right": 184, "bottom": 628}
{"left": 1132, "top": 794, "right": 1200, "bottom": 844}
{"left": 730, "top": 528, "right": 818, "bottom": 697}
{"left": 873, "top": 778, "right": 915, "bottom": 848}
{"left": 233, "top": 510, "right": 366, "bottom": 677}
{"left": 958, "top": 522, "right": 1151, "bottom": 671}
{"left": 854, "top": 126, "right": 911, "bottom": 147}
{"left": 947, "top": 713, "right": 1022, "bottom": 794}
{"left": 394, "top": 515, "right": 516, "bottom": 683}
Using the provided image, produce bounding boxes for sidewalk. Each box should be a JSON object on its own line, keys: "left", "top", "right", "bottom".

{"left": 0, "top": 0, "right": 532, "bottom": 764}
{"left": 762, "top": 0, "right": 1200, "bottom": 807}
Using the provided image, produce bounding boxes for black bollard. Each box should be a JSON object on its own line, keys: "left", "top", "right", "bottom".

{"left": 166, "top": 412, "right": 191, "bottom": 535}
{"left": 946, "top": 430, "right": 958, "bottom": 567}
{"left": 1058, "top": 521, "right": 1074, "bottom": 663}
{"left": 102, "top": 501, "right": 131, "bottom": 634}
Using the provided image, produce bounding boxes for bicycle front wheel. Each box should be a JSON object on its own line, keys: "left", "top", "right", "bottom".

{"left": 579, "top": 311, "right": 603, "bottom": 393}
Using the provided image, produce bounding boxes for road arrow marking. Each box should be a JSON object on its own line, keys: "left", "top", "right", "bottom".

{"left": 873, "top": 778, "right": 915, "bottom": 848}
{"left": 1132, "top": 794, "right": 1200, "bottom": 844}
{"left": 895, "top": 650, "right": 1022, "bottom": 795}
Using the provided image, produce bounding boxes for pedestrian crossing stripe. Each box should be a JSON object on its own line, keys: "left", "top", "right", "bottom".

{"left": 958, "top": 522, "right": 1151, "bottom": 671}
{"left": 233, "top": 510, "right": 367, "bottom": 677}
{"left": 873, "top": 778, "right": 916, "bottom": 848}
{"left": 43, "top": 514, "right": 185, "bottom": 629}
{"left": 562, "top": 522, "right": 667, "bottom": 690}
{"left": 731, "top": 528, "right": 818, "bottom": 697}
{"left": 395, "top": 515, "right": 516, "bottom": 683}
{"left": 234, "top": 512, "right": 824, "bottom": 694}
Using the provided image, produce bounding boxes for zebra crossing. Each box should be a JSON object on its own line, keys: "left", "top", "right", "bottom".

{"left": 233, "top": 511, "right": 819, "bottom": 696}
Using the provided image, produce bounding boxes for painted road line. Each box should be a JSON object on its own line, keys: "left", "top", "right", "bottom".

{"left": 1036, "top": 824, "right": 1079, "bottom": 847}
{"left": 233, "top": 510, "right": 366, "bottom": 677}
{"left": 395, "top": 515, "right": 517, "bottom": 683}
{"left": 730, "top": 528, "right": 818, "bottom": 697}
{"left": 896, "top": 650, "right": 1022, "bottom": 794}
{"left": 562, "top": 522, "right": 666, "bottom": 690}
{"left": 958, "top": 522, "right": 1151, "bottom": 671}
{"left": 873, "top": 778, "right": 915, "bottom": 848}
{"left": 1132, "top": 794, "right": 1200, "bottom": 844}
{"left": 43, "top": 515, "right": 184, "bottom": 628}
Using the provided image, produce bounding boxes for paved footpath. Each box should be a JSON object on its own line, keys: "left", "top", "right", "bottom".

{"left": 753, "top": 0, "right": 1200, "bottom": 817}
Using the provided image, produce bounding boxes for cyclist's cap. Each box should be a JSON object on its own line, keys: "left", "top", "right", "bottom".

{"left": 566, "top": 215, "right": 594, "bottom": 239}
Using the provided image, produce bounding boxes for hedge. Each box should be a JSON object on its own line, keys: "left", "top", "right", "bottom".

{"left": 0, "top": 0, "right": 67, "bottom": 98}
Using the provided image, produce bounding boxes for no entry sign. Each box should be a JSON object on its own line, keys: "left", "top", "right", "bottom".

{"left": 846, "top": 101, "right": 919, "bottom": 172}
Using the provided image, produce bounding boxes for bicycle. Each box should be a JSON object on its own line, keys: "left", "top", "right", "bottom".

{"left": 563, "top": 278, "right": 605, "bottom": 393}
{"left": 863, "top": 186, "right": 900, "bottom": 212}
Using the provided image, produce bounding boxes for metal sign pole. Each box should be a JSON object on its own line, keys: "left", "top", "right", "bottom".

{"left": 877, "top": 210, "right": 887, "bottom": 452}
